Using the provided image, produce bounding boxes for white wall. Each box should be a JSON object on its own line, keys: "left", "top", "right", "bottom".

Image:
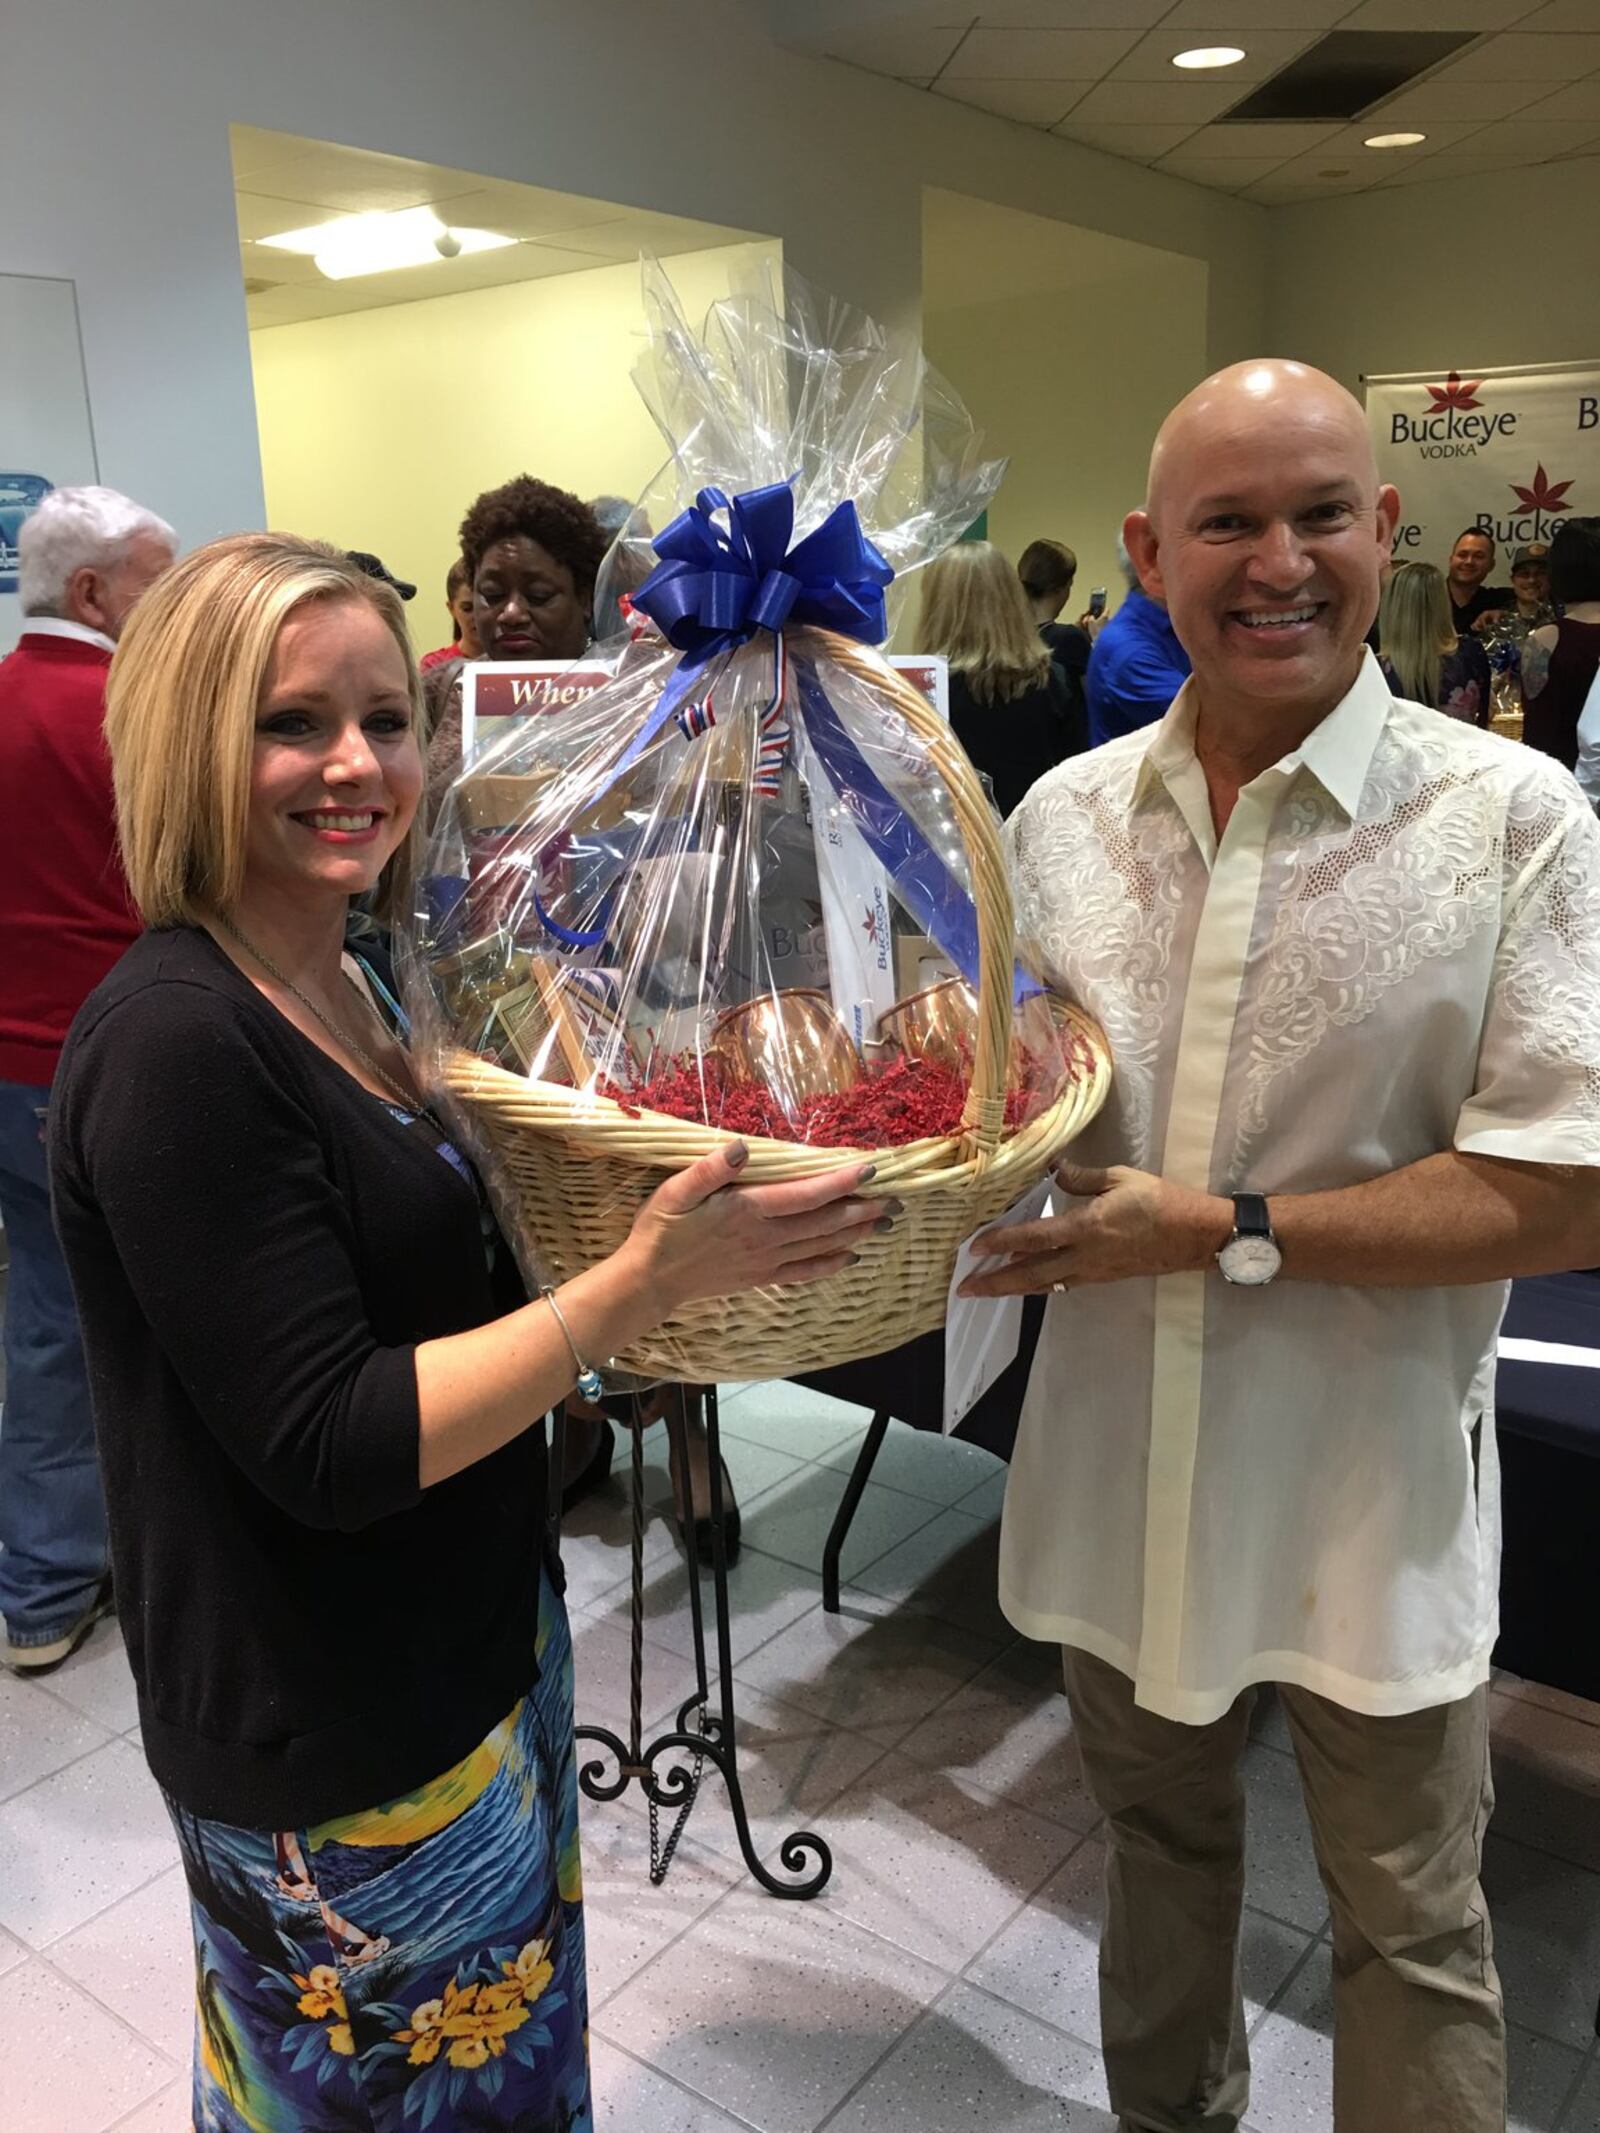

{"left": 0, "top": 0, "right": 1268, "bottom": 562}
{"left": 1267, "top": 155, "right": 1600, "bottom": 392}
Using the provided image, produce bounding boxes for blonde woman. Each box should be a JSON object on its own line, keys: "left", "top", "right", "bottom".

{"left": 1377, "top": 559, "right": 1491, "bottom": 725}
{"left": 920, "top": 539, "right": 1087, "bottom": 816}
{"left": 47, "top": 534, "right": 883, "bottom": 2131}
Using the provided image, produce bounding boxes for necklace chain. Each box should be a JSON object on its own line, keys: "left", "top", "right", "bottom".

{"left": 217, "top": 915, "right": 439, "bottom": 1125}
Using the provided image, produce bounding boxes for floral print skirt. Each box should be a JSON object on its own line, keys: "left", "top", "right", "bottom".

{"left": 164, "top": 1564, "right": 589, "bottom": 2131}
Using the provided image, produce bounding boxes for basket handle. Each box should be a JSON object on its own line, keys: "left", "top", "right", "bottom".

{"left": 805, "top": 632, "right": 1016, "bottom": 1163}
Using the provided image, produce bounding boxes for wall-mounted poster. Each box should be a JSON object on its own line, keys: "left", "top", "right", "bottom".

{"left": 0, "top": 274, "right": 99, "bottom": 654}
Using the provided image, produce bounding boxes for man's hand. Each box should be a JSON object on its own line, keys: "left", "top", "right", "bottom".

{"left": 957, "top": 1163, "right": 1234, "bottom": 1296}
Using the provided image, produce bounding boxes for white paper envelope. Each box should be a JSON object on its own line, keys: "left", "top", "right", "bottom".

{"left": 943, "top": 1181, "right": 1052, "bottom": 1434}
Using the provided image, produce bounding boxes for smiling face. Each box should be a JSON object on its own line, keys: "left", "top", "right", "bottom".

{"left": 1448, "top": 533, "right": 1495, "bottom": 592}
{"left": 1126, "top": 361, "right": 1397, "bottom": 722}
{"left": 1511, "top": 558, "right": 1550, "bottom": 610}
{"left": 473, "top": 535, "right": 590, "bottom": 661}
{"left": 245, "top": 597, "right": 422, "bottom": 913}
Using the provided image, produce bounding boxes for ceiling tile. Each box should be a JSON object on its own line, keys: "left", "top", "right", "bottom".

{"left": 1441, "top": 32, "right": 1600, "bottom": 78}
{"left": 1066, "top": 77, "right": 1246, "bottom": 124}
{"left": 1177, "top": 119, "right": 1344, "bottom": 156}
{"left": 823, "top": 23, "right": 971, "bottom": 79}
{"left": 935, "top": 78, "right": 1092, "bottom": 124}
{"left": 1242, "top": 177, "right": 1374, "bottom": 205}
{"left": 1497, "top": 0, "right": 1600, "bottom": 26}
{"left": 963, "top": 1, "right": 1170, "bottom": 24}
{"left": 1337, "top": 0, "right": 1542, "bottom": 26}
{"left": 944, "top": 28, "right": 1145, "bottom": 80}
{"left": 1160, "top": 0, "right": 1347, "bottom": 21}
{"left": 1108, "top": 28, "right": 1319, "bottom": 81}
{"left": 1515, "top": 78, "right": 1600, "bottom": 122}
{"left": 223, "top": 144, "right": 454, "bottom": 214}
{"left": 1365, "top": 77, "right": 1558, "bottom": 122}
{"left": 1373, "top": 149, "right": 1540, "bottom": 185}
{"left": 1463, "top": 114, "right": 1600, "bottom": 152}
{"left": 1308, "top": 118, "right": 1484, "bottom": 155}
{"left": 1155, "top": 152, "right": 1295, "bottom": 186}
{"left": 1052, "top": 119, "right": 1203, "bottom": 156}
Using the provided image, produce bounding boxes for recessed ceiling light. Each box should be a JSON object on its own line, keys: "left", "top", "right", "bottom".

{"left": 1363, "top": 130, "right": 1426, "bottom": 149}
{"left": 258, "top": 207, "right": 515, "bottom": 279}
{"left": 1173, "top": 46, "right": 1246, "bottom": 70}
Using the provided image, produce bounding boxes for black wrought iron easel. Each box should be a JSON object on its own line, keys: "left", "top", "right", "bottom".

{"left": 559, "top": 1383, "right": 833, "bottom": 1899}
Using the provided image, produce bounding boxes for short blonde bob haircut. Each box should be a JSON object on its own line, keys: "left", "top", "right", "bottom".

{"left": 106, "top": 533, "right": 427, "bottom": 929}
{"left": 917, "top": 540, "right": 1053, "bottom": 706}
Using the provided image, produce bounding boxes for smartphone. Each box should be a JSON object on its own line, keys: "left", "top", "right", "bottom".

{"left": 1088, "top": 587, "right": 1107, "bottom": 617}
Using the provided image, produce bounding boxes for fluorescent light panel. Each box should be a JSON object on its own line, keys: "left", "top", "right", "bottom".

{"left": 1364, "top": 130, "right": 1426, "bottom": 147}
{"left": 258, "top": 207, "right": 515, "bottom": 279}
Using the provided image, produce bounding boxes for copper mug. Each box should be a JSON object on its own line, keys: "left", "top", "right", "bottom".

{"left": 873, "top": 977, "right": 978, "bottom": 1073}
{"left": 708, "top": 989, "right": 861, "bottom": 1106}
{"left": 875, "top": 977, "right": 1078, "bottom": 1086}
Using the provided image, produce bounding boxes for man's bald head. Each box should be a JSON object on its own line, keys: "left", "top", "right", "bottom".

{"left": 1126, "top": 358, "right": 1398, "bottom": 724}
{"left": 1147, "top": 361, "right": 1378, "bottom": 529}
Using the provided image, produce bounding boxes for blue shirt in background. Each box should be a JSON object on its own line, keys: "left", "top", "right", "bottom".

{"left": 1084, "top": 587, "right": 1192, "bottom": 747}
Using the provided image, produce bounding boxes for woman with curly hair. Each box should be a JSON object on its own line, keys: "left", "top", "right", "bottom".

{"left": 423, "top": 475, "right": 607, "bottom": 812}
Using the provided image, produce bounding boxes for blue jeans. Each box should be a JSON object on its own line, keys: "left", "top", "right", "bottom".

{"left": 0, "top": 1079, "right": 108, "bottom": 1643}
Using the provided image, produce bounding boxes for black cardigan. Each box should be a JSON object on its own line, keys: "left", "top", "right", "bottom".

{"left": 49, "top": 927, "right": 544, "bottom": 1829}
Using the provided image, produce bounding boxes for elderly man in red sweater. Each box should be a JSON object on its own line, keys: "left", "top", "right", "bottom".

{"left": 0, "top": 484, "right": 174, "bottom": 1670}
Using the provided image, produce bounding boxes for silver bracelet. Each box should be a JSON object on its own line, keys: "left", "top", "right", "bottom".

{"left": 540, "top": 1285, "right": 604, "bottom": 1401}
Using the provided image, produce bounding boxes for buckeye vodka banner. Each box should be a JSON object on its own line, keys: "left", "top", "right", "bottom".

{"left": 1365, "top": 361, "right": 1600, "bottom": 567}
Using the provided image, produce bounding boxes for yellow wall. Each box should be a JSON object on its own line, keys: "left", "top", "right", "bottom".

{"left": 248, "top": 241, "right": 778, "bottom": 647}
{"left": 924, "top": 197, "right": 1209, "bottom": 619}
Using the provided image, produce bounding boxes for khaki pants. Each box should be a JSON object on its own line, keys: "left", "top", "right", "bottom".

{"left": 1062, "top": 1650, "right": 1505, "bottom": 2133}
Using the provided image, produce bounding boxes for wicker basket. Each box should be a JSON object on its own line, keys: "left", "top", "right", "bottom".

{"left": 438, "top": 636, "right": 1112, "bottom": 1381}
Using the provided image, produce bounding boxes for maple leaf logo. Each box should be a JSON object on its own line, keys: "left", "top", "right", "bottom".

{"left": 1426, "top": 370, "right": 1482, "bottom": 411}
{"left": 861, "top": 905, "right": 882, "bottom": 948}
{"left": 1509, "top": 465, "right": 1574, "bottom": 514}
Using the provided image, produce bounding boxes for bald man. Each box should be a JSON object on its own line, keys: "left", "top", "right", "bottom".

{"left": 962, "top": 361, "right": 1600, "bottom": 2130}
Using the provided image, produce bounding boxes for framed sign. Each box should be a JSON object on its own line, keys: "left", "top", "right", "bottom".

{"left": 0, "top": 274, "right": 99, "bottom": 653}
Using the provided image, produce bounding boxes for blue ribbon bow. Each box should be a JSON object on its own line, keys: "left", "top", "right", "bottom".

{"left": 632, "top": 481, "right": 894, "bottom": 670}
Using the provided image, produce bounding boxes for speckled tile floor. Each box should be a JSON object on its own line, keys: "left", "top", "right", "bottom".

{"left": 2, "top": 1384, "right": 1597, "bottom": 2131}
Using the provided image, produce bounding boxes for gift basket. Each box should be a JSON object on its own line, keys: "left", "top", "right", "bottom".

{"left": 402, "top": 257, "right": 1111, "bottom": 1381}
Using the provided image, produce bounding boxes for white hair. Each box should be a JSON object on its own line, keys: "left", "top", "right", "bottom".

{"left": 17, "top": 485, "right": 177, "bottom": 617}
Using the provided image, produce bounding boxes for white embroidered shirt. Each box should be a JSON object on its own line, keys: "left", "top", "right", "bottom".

{"left": 1002, "top": 651, "right": 1600, "bottom": 1721}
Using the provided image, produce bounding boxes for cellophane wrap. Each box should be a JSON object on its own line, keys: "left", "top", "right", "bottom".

{"left": 400, "top": 257, "right": 1100, "bottom": 1315}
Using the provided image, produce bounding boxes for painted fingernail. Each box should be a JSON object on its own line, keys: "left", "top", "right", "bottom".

{"left": 725, "top": 1141, "right": 749, "bottom": 1169}
{"left": 874, "top": 1214, "right": 895, "bottom": 1233}
{"left": 847, "top": 1251, "right": 863, "bottom": 1266}
{"left": 858, "top": 1163, "right": 878, "bottom": 1182}
{"left": 885, "top": 1199, "right": 905, "bottom": 1218}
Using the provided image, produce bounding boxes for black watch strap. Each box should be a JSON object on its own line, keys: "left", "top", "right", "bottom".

{"left": 1232, "top": 1192, "right": 1271, "bottom": 1240}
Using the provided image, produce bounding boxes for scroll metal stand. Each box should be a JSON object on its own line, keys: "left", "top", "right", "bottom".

{"left": 565, "top": 1383, "right": 833, "bottom": 1899}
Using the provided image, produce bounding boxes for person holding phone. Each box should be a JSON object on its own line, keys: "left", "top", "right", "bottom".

{"left": 48, "top": 533, "right": 884, "bottom": 2132}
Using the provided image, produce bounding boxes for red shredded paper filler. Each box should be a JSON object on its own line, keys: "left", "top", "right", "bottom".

{"left": 600, "top": 1051, "right": 1078, "bottom": 1148}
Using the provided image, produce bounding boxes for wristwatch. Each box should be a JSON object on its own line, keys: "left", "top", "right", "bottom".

{"left": 1216, "top": 1193, "right": 1282, "bottom": 1287}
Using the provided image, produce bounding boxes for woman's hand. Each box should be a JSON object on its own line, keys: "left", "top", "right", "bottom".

{"left": 624, "top": 1143, "right": 892, "bottom": 1313}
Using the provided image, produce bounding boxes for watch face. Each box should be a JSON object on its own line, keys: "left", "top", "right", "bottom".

{"left": 1219, "top": 1235, "right": 1282, "bottom": 1287}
